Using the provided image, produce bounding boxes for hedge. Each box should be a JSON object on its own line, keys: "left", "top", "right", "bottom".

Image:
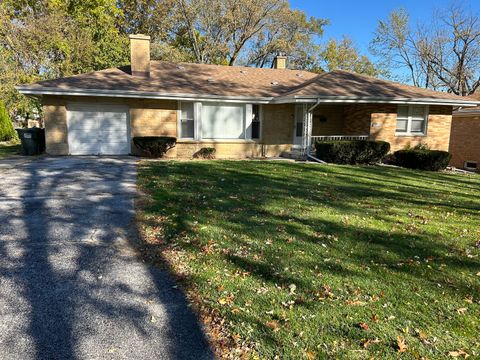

{"left": 193, "top": 147, "right": 216, "bottom": 159}
{"left": 133, "top": 136, "right": 176, "bottom": 158}
{"left": 315, "top": 140, "right": 390, "bottom": 164}
{"left": 393, "top": 149, "right": 452, "bottom": 171}
{"left": 0, "top": 102, "right": 16, "bottom": 142}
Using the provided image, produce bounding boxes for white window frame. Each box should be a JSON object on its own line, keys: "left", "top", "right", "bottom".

{"left": 177, "top": 101, "right": 197, "bottom": 139}
{"left": 177, "top": 101, "right": 261, "bottom": 141}
{"left": 395, "top": 105, "right": 429, "bottom": 136}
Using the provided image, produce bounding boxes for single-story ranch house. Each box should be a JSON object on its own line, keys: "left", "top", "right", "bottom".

{"left": 450, "top": 95, "right": 480, "bottom": 172}
{"left": 16, "top": 34, "right": 480, "bottom": 158}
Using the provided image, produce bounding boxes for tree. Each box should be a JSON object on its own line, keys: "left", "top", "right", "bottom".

{"left": 369, "top": 8, "right": 426, "bottom": 86}
{"left": 370, "top": 5, "right": 480, "bottom": 95}
{"left": 321, "top": 36, "right": 383, "bottom": 76}
{"left": 0, "top": 101, "right": 16, "bottom": 141}
{"left": 0, "top": 0, "right": 129, "bottom": 119}
{"left": 149, "top": 0, "right": 327, "bottom": 68}
{"left": 419, "top": 4, "right": 480, "bottom": 96}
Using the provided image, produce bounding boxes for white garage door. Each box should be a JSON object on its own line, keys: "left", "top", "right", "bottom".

{"left": 67, "top": 104, "right": 130, "bottom": 155}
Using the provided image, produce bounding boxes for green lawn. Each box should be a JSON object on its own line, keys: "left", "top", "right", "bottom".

{"left": 0, "top": 142, "right": 21, "bottom": 158}
{"left": 137, "top": 161, "right": 480, "bottom": 359}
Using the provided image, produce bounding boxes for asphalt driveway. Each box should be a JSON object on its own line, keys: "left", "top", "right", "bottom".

{"left": 0, "top": 156, "right": 212, "bottom": 360}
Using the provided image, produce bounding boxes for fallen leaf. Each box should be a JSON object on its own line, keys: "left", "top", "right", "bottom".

{"left": 448, "top": 349, "right": 469, "bottom": 358}
{"left": 397, "top": 336, "right": 407, "bottom": 353}
{"left": 362, "top": 338, "right": 381, "bottom": 348}
{"left": 346, "top": 300, "right": 367, "bottom": 306}
{"left": 371, "top": 314, "right": 379, "bottom": 323}
{"left": 358, "top": 322, "right": 369, "bottom": 330}
{"left": 266, "top": 320, "right": 280, "bottom": 332}
{"left": 415, "top": 329, "right": 431, "bottom": 345}
{"left": 456, "top": 307, "right": 467, "bottom": 315}
{"left": 304, "top": 350, "right": 316, "bottom": 359}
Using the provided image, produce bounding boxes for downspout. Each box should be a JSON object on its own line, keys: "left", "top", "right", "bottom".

{"left": 305, "top": 99, "right": 321, "bottom": 155}
{"left": 305, "top": 99, "right": 327, "bottom": 164}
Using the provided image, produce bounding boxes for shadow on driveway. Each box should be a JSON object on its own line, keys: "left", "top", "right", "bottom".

{"left": 0, "top": 156, "right": 213, "bottom": 360}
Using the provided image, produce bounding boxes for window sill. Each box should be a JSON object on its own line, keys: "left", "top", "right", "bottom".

{"left": 177, "top": 139, "right": 260, "bottom": 144}
{"left": 395, "top": 133, "right": 427, "bottom": 137}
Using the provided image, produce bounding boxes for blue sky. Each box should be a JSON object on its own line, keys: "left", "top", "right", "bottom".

{"left": 290, "top": 0, "right": 480, "bottom": 55}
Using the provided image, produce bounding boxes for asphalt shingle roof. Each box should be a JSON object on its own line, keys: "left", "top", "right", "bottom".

{"left": 19, "top": 60, "right": 480, "bottom": 105}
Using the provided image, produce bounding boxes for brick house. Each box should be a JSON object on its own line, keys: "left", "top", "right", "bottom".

{"left": 450, "top": 97, "right": 480, "bottom": 171}
{"left": 16, "top": 34, "right": 479, "bottom": 158}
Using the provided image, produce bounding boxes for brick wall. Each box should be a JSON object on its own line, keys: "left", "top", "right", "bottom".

{"left": 343, "top": 104, "right": 377, "bottom": 135}
{"left": 41, "top": 97, "right": 294, "bottom": 157}
{"left": 41, "top": 97, "right": 453, "bottom": 158}
{"left": 130, "top": 99, "right": 177, "bottom": 137}
{"left": 449, "top": 115, "right": 480, "bottom": 170}
{"left": 262, "top": 104, "right": 295, "bottom": 144}
{"left": 369, "top": 105, "right": 452, "bottom": 151}
{"left": 311, "top": 105, "right": 345, "bottom": 135}
{"left": 42, "top": 96, "right": 178, "bottom": 155}
{"left": 43, "top": 97, "right": 69, "bottom": 155}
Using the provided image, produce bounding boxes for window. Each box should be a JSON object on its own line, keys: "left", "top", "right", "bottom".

{"left": 464, "top": 161, "right": 477, "bottom": 170}
{"left": 251, "top": 104, "right": 261, "bottom": 139}
{"left": 295, "top": 105, "right": 304, "bottom": 137}
{"left": 201, "top": 103, "right": 245, "bottom": 139}
{"left": 180, "top": 102, "right": 195, "bottom": 138}
{"left": 179, "top": 102, "right": 260, "bottom": 140}
{"left": 396, "top": 105, "right": 428, "bottom": 135}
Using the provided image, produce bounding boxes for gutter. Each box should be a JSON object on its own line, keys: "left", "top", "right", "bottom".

{"left": 272, "top": 95, "right": 480, "bottom": 107}
{"left": 14, "top": 86, "right": 274, "bottom": 104}
{"left": 15, "top": 86, "right": 480, "bottom": 108}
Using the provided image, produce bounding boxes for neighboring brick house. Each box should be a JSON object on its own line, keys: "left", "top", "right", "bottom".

{"left": 16, "top": 34, "right": 479, "bottom": 158}
{"left": 450, "top": 98, "right": 480, "bottom": 171}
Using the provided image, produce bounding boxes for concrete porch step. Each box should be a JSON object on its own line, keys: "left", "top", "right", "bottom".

{"left": 280, "top": 150, "right": 306, "bottom": 160}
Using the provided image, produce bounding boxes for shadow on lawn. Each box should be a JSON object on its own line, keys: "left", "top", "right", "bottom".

{"left": 140, "top": 161, "right": 480, "bottom": 300}
{"left": 0, "top": 157, "right": 212, "bottom": 360}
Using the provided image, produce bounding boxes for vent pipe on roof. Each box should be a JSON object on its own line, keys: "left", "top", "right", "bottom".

{"left": 129, "top": 34, "right": 151, "bottom": 78}
{"left": 273, "top": 55, "right": 287, "bottom": 69}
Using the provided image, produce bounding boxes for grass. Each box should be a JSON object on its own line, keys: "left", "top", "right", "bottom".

{"left": 0, "top": 141, "right": 21, "bottom": 158}
{"left": 137, "top": 161, "right": 480, "bottom": 359}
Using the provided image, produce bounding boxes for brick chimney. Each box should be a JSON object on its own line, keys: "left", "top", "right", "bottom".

{"left": 129, "top": 34, "right": 151, "bottom": 77}
{"left": 273, "top": 55, "right": 287, "bottom": 69}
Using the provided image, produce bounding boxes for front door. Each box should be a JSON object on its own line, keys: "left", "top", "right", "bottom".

{"left": 293, "top": 104, "right": 304, "bottom": 148}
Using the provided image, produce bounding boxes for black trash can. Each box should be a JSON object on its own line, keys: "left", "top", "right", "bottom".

{"left": 16, "top": 127, "right": 45, "bottom": 155}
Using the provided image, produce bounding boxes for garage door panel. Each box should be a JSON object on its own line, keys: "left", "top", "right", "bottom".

{"left": 100, "top": 119, "right": 128, "bottom": 131}
{"left": 102, "top": 129, "right": 129, "bottom": 141}
{"left": 69, "top": 130, "right": 98, "bottom": 144}
{"left": 68, "top": 124, "right": 98, "bottom": 133}
{"left": 67, "top": 104, "right": 129, "bottom": 155}
{"left": 69, "top": 140, "right": 101, "bottom": 155}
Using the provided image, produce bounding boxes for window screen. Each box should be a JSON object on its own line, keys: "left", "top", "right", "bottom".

{"left": 396, "top": 105, "right": 427, "bottom": 134}
{"left": 410, "top": 106, "right": 426, "bottom": 133}
{"left": 396, "top": 105, "right": 409, "bottom": 132}
{"left": 180, "top": 102, "right": 195, "bottom": 138}
{"left": 201, "top": 103, "right": 245, "bottom": 139}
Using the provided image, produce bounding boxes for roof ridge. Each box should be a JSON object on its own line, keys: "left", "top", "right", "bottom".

{"left": 150, "top": 59, "right": 313, "bottom": 73}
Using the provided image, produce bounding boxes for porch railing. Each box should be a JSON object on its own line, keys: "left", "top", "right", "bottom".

{"left": 308, "top": 135, "right": 369, "bottom": 154}
{"left": 311, "top": 135, "right": 369, "bottom": 142}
